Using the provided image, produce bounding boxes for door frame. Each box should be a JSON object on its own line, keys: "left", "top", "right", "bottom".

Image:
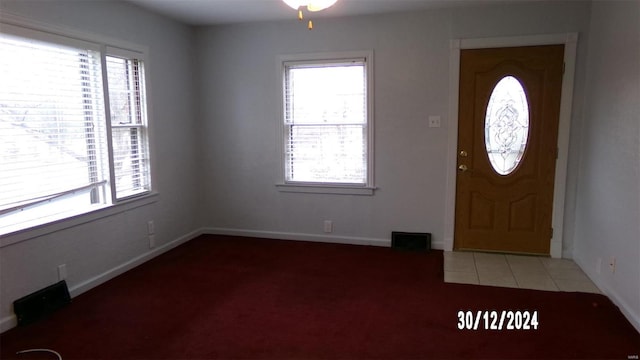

{"left": 444, "top": 33, "right": 579, "bottom": 258}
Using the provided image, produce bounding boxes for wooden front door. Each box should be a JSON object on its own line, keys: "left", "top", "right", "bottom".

{"left": 454, "top": 45, "right": 564, "bottom": 255}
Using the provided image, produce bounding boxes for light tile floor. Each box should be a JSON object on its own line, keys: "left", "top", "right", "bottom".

{"left": 444, "top": 251, "right": 600, "bottom": 293}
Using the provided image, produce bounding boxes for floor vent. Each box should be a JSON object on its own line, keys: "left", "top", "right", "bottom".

{"left": 391, "top": 232, "right": 431, "bottom": 252}
{"left": 14, "top": 280, "right": 71, "bottom": 326}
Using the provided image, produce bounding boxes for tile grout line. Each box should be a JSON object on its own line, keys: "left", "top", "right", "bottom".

{"left": 445, "top": 252, "right": 598, "bottom": 293}
{"left": 542, "top": 257, "right": 560, "bottom": 291}
{"left": 444, "top": 252, "right": 480, "bottom": 285}
{"left": 472, "top": 252, "right": 480, "bottom": 284}
{"left": 541, "top": 258, "right": 563, "bottom": 291}
{"left": 506, "top": 255, "right": 523, "bottom": 289}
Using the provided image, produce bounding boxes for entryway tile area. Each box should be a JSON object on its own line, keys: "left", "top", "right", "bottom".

{"left": 444, "top": 252, "right": 600, "bottom": 293}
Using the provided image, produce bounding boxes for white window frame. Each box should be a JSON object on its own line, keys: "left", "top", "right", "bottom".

{"left": 0, "top": 13, "right": 156, "bottom": 240}
{"left": 105, "top": 47, "right": 152, "bottom": 201}
{"left": 276, "top": 51, "right": 375, "bottom": 196}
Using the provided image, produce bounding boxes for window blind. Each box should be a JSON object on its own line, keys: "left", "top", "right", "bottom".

{"left": 0, "top": 22, "right": 154, "bottom": 235}
{"left": 0, "top": 33, "right": 108, "bottom": 220}
{"left": 284, "top": 60, "right": 367, "bottom": 184}
{"left": 106, "top": 55, "right": 150, "bottom": 199}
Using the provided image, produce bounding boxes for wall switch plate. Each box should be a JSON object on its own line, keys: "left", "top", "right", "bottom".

{"left": 428, "top": 115, "right": 441, "bottom": 128}
{"left": 147, "top": 220, "right": 155, "bottom": 235}
{"left": 149, "top": 235, "right": 156, "bottom": 249}
{"left": 323, "top": 220, "right": 333, "bottom": 233}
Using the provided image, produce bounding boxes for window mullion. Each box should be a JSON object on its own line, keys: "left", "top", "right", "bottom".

{"left": 100, "top": 47, "right": 118, "bottom": 204}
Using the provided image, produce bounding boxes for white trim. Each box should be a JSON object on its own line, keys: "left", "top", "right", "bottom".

{"left": 0, "top": 193, "right": 159, "bottom": 248}
{"left": 102, "top": 44, "right": 118, "bottom": 205}
{"left": 459, "top": 33, "right": 578, "bottom": 50}
{"left": 277, "top": 50, "right": 374, "bottom": 64}
{"left": 444, "top": 39, "right": 462, "bottom": 253}
{"left": 0, "top": 316, "right": 16, "bottom": 334}
{"left": 276, "top": 183, "right": 375, "bottom": 195}
{"left": 445, "top": 33, "right": 579, "bottom": 259}
{"left": 0, "top": 227, "right": 203, "bottom": 333}
{"left": 276, "top": 50, "right": 375, "bottom": 192}
{"left": 204, "top": 227, "right": 388, "bottom": 247}
{"left": 0, "top": 22, "right": 101, "bottom": 52}
{"left": 203, "top": 227, "right": 445, "bottom": 250}
{"left": 574, "top": 257, "right": 640, "bottom": 333}
{"left": 105, "top": 51, "right": 153, "bottom": 201}
{"left": 0, "top": 11, "right": 148, "bottom": 54}
{"left": 552, "top": 33, "right": 578, "bottom": 259}
{"left": 105, "top": 46, "right": 145, "bottom": 59}
{"left": 68, "top": 228, "right": 201, "bottom": 297}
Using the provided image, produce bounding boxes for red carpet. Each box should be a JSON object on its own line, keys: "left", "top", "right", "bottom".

{"left": 1, "top": 235, "right": 639, "bottom": 359}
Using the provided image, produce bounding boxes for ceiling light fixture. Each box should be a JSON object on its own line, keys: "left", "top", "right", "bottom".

{"left": 283, "top": 0, "right": 338, "bottom": 30}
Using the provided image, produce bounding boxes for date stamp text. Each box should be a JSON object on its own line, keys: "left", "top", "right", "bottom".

{"left": 457, "top": 310, "right": 539, "bottom": 330}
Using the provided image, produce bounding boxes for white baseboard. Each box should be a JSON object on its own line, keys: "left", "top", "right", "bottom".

{"left": 596, "top": 285, "right": 640, "bottom": 334}
{"left": 0, "top": 228, "right": 203, "bottom": 333}
{"left": 68, "top": 228, "right": 203, "bottom": 298}
{"left": 202, "top": 227, "right": 445, "bottom": 250}
{"left": 203, "top": 227, "right": 390, "bottom": 247}
{"left": 0, "top": 313, "right": 16, "bottom": 332}
{"left": 574, "top": 258, "right": 640, "bottom": 334}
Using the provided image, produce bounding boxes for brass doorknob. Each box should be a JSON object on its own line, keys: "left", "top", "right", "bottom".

{"left": 458, "top": 164, "right": 469, "bottom": 172}
{"left": 459, "top": 150, "right": 468, "bottom": 157}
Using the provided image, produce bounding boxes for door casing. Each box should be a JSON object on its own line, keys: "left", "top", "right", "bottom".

{"left": 444, "top": 33, "right": 579, "bottom": 258}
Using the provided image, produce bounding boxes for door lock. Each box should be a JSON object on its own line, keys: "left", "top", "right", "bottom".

{"left": 458, "top": 164, "right": 469, "bottom": 172}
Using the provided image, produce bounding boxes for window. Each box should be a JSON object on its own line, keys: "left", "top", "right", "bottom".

{"left": 0, "top": 24, "right": 152, "bottom": 235}
{"left": 484, "top": 76, "right": 530, "bottom": 176}
{"left": 280, "top": 52, "right": 374, "bottom": 194}
{"left": 106, "top": 53, "right": 151, "bottom": 199}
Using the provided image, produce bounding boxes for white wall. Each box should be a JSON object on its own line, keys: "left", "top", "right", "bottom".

{"left": 573, "top": 0, "right": 640, "bottom": 331}
{"left": 0, "top": 0, "right": 200, "bottom": 331}
{"left": 196, "top": 1, "right": 591, "bottom": 252}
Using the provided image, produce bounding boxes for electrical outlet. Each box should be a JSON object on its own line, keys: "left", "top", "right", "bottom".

{"left": 609, "top": 256, "right": 616, "bottom": 274}
{"left": 323, "top": 220, "right": 333, "bottom": 233}
{"left": 149, "top": 235, "right": 156, "bottom": 249}
{"left": 428, "top": 115, "right": 441, "bottom": 128}
{"left": 57, "top": 264, "right": 67, "bottom": 281}
{"left": 147, "top": 220, "right": 155, "bottom": 235}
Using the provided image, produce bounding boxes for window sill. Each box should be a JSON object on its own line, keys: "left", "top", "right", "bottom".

{"left": 276, "top": 183, "right": 376, "bottom": 196}
{"left": 0, "top": 192, "right": 159, "bottom": 248}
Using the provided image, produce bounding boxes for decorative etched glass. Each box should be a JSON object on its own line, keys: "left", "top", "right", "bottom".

{"left": 484, "top": 76, "right": 530, "bottom": 175}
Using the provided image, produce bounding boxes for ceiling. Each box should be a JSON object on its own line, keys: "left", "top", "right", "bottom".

{"left": 126, "top": 0, "right": 514, "bottom": 26}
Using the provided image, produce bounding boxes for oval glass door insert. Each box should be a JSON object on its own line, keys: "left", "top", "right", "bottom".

{"left": 484, "top": 76, "right": 530, "bottom": 175}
